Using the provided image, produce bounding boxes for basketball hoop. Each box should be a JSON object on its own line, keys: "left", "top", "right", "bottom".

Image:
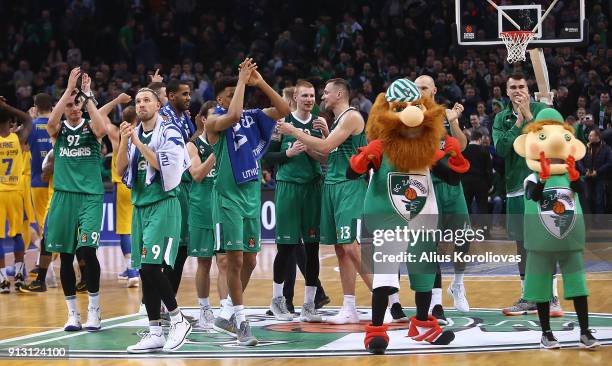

{"left": 500, "top": 30, "right": 535, "bottom": 63}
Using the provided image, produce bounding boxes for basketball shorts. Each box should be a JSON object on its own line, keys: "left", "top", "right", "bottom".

{"left": 523, "top": 250, "right": 588, "bottom": 302}
{"left": 320, "top": 180, "right": 366, "bottom": 245}
{"left": 46, "top": 191, "right": 103, "bottom": 254}
{"left": 212, "top": 190, "right": 260, "bottom": 253}
{"left": 177, "top": 181, "right": 191, "bottom": 247}
{"left": 0, "top": 190, "right": 24, "bottom": 238}
{"left": 433, "top": 180, "right": 471, "bottom": 231}
{"left": 131, "top": 197, "right": 181, "bottom": 269}
{"left": 31, "top": 186, "right": 50, "bottom": 235}
{"left": 506, "top": 195, "right": 524, "bottom": 241}
{"left": 275, "top": 180, "right": 321, "bottom": 244}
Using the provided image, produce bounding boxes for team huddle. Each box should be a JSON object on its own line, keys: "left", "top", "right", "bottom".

{"left": 0, "top": 58, "right": 600, "bottom": 353}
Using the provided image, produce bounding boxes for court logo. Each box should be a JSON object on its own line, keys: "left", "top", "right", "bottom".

{"left": 538, "top": 187, "right": 576, "bottom": 239}
{"left": 3, "top": 308, "right": 610, "bottom": 358}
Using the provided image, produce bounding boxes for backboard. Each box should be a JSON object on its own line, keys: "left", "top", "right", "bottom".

{"left": 455, "top": 0, "right": 588, "bottom": 47}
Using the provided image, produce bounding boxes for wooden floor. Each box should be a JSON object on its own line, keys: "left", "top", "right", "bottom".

{"left": 1, "top": 244, "right": 611, "bottom": 366}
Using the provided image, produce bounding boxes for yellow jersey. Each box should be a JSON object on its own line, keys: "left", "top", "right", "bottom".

{"left": 0, "top": 133, "right": 23, "bottom": 191}
{"left": 111, "top": 151, "right": 122, "bottom": 183}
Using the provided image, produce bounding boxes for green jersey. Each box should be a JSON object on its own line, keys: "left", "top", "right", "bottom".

{"left": 364, "top": 156, "right": 438, "bottom": 230}
{"left": 53, "top": 119, "right": 103, "bottom": 195}
{"left": 131, "top": 130, "right": 177, "bottom": 207}
{"left": 524, "top": 173, "right": 584, "bottom": 252}
{"left": 276, "top": 112, "right": 322, "bottom": 183}
{"left": 325, "top": 108, "right": 367, "bottom": 184}
{"left": 492, "top": 102, "right": 546, "bottom": 194}
{"left": 189, "top": 136, "right": 216, "bottom": 228}
{"left": 212, "top": 130, "right": 260, "bottom": 218}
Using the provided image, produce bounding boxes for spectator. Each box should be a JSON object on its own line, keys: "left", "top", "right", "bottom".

{"left": 591, "top": 92, "right": 611, "bottom": 130}
{"left": 466, "top": 113, "right": 489, "bottom": 137}
{"left": 262, "top": 169, "right": 276, "bottom": 189}
{"left": 461, "top": 131, "right": 493, "bottom": 233}
{"left": 579, "top": 129, "right": 612, "bottom": 221}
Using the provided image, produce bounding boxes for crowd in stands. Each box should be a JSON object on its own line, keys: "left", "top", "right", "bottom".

{"left": 1, "top": 0, "right": 610, "bottom": 215}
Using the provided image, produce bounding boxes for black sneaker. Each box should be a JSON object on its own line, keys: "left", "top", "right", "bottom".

{"left": 14, "top": 273, "right": 25, "bottom": 291}
{"left": 431, "top": 304, "right": 448, "bottom": 325}
{"left": 29, "top": 266, "right": 40, "bottom": 277}
{"left": 76, "top": 281, "right": 88, "bottom": 293}
{"left": 315, "top": 294, "right": 331, "bottom": 309}
{"left": 390, "top": 303, "right": 409, "bottom": 322}
{"left": 0, "top": 279, "right": 9, "bottom": 294}
{"left": 540, "top": 331, "right": 561, "bottom": 349}
{"left": 18, "top": 280, "right": 47, "bottom": 293}
{"left": 580, "top": 330, "right": 600, "bottom": 349}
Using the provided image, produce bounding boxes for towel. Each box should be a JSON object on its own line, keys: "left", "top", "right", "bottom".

{"left": 214, "top": 105, "right": 276, "bottom": 184}
{"left": 160, "top": 103, "right": 195, "bottom": 142}
{"left": 122, "top": 115, "right": 191, "bottom": 191}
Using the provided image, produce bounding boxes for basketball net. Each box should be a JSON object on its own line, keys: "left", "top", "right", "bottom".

{"left": 500, "top": 31, "right": 535, "bottom": 63}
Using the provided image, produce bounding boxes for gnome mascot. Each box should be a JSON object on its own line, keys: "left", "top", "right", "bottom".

{"left": 513, "top": 108, "right": 600, "bottom": 349}
{"left": 347, "top": 79, "right": 469, "bottom": 354}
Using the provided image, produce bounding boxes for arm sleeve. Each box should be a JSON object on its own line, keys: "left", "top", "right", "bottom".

{"left": 431, "top": 162, "right": 461, "bottom": 185}
{"left": 492, "top": 112, "right": 522, "bottom": 157}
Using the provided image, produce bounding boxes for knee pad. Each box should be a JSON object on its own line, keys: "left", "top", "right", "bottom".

{"left": 13, "top": 234, "right": 25, "bottom": 252}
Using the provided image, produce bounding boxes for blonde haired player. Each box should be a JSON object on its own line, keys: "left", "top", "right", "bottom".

{"left": 0, "top": 96, "right": 32, "bottom": 293}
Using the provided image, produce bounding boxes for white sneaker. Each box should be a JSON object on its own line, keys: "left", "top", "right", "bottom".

{"left": 448, "top": 283, "right": 470, "bottom": 312}
{"left": 383, "top": 307, "right": 393, "bottom": 324}
{"left": 325, "top": 307, "right": 360, "bottom": 324}
{"left": 198, "top": 306, "right": 215, "bottom": 329}
{"left": 270, "top": 296, "right": 294, "bottom": 321}
{"left": 83, "top": 306, "right": 101, "bottom": 332}
{"left": 127, "top": 331, "right": 166, "bottom": 353}
{"left": 138, "top": 303, "right": 147, "bottom": 316}
{"left": 163, "top": 316, "right": 192, "bottom": 352}
{"left": 64, "top": 311, "right": 82, "bottom": 331}
{"left": 46, "top": 268, "right": 58, "bottom": 288}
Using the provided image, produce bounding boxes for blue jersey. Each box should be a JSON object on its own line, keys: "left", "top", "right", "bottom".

{"left": 28, "top": 117, "right": 52, "bottom": 187}
{"left": 159, "top": 103, "right": 195, "bottom": 143}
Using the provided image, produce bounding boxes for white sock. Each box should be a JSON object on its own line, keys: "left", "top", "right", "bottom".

{"left": 150, "top": 325, "right": 163, "bottom": 335}
{"left": 169, "top": 308, "right": 183, "bottom": 323}
{"left": 552, "top": 276, "right": 559, "bottom": 298}
{"left": 219, "top": 296, "right": 234, "bottom": 320}
{"left": 234, "top": 305, "right": 246, "bottom": 325}
{"left": 124, "top": 253, "right": 131, "bottom": 269}
{"left": 520, "top": 279, "right": 525, "bottom": 298}
{"left": 273, "top": 281, "right": 284, "bottom": 298}
{"left": 343, "top": 295, "right": 356, "bottom": 310}
{"left": 88, "top": 291, "right": 100, "bottom": 309}
{"left": 304, "top": 286, "right": 317, "bottom": 305}
{"left": 389, "top": 292, "right": 400, "bottom": 305}
{"left": 432, "top": 288, "right": 442, "bottom": 306}
{"left": 15, "top": 262, "right": 24, "bottom": 276}
{"left": 66, "top": 296, "right": 78, "bottom": 313}
{"left": 198, "top": 297, "right": 210, "bottom": 308}
{"left": 453, "top": 273, "right": 464, "bottom": 285}
{"left": 0, "top": 268, "right": 7, "bottom": 281}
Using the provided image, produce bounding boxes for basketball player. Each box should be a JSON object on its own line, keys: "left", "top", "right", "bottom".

{"left": 264, "top": 80, "right": 327, "bottom": 321}
{"left": 0, "top": 96, "right": 32, "bottom": 293}
{"left": 45, "top": 68, "right": 106, "bottom": 331}
{"left": 159, "top": 79, "right": 194, "bottom": 296}
{"left": 187, "top": 101, "right": 229, "bottom": 329}
{"left": 208, "top": 59, "right": 290, "bottom": 345}
{"left": 116, "top": 87, "right": 192, "bottom": 353}
{"left": 491, "top": 73, "right": 554, "bottom": 316}
{"left": 277, "top": 78, "right": 373, "bottom": 324}
{"left": 415, "top": 75, "right": 470, "bottom": 323}
{"left": 100, "top": 93, "right": 139, "bottom": 287}
{"left": 18, "top": 94, "right": 57, "bottom": 292}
